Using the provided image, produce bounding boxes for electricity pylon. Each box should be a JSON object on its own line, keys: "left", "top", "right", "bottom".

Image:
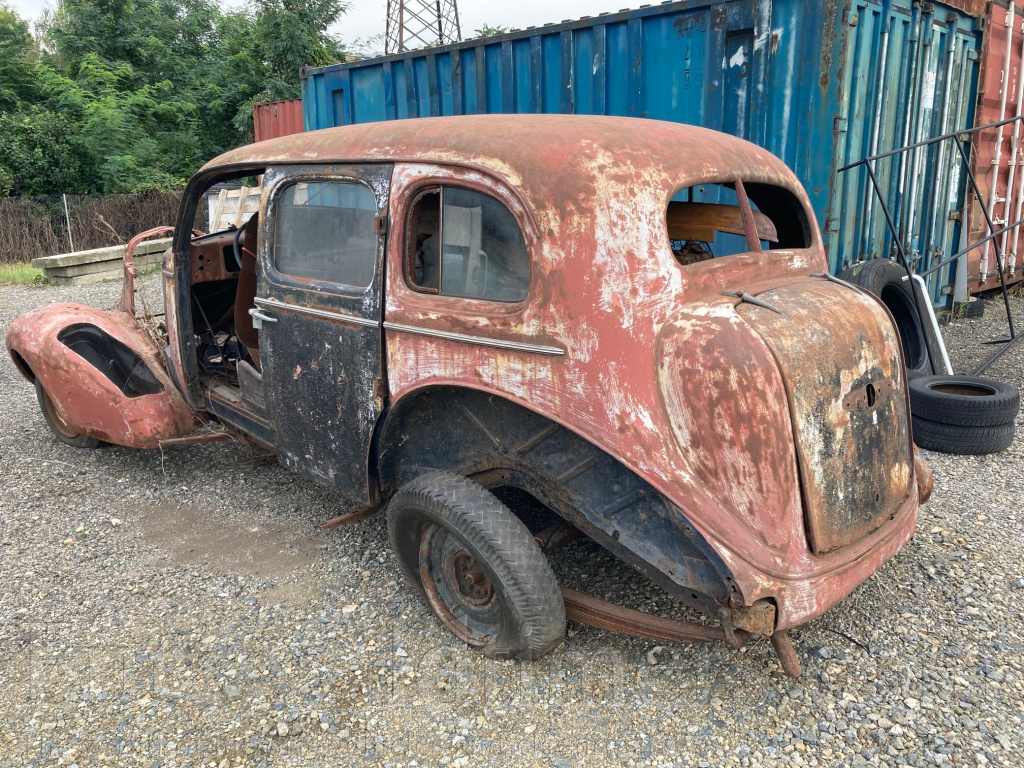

{"left": 385, "top": 0, "right": 462, "bottom": 54}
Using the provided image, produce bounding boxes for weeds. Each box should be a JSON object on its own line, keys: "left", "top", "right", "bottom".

{"left": 0, "top": 262, "right": 46, "bottom": 286}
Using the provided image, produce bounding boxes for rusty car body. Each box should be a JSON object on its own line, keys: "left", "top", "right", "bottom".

{"left": 6, "top": 115, "right": 932, "bottom": 675}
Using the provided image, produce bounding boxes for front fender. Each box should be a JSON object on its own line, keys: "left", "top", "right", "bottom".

{"left": 6, "top": 303, "right": 196, "bottom": 448}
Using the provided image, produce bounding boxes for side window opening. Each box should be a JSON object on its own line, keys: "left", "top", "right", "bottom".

{"left": 667, "top": 182, "right": 810, "bottom": 267}
{"left": 408, "top": 187, "right": 441, "bottom": 291}
{"left": 406, "top": 186, "right": 530, "bottom": 303}
{"left": 275, "top": 180, "right": 378, "bottom": 288}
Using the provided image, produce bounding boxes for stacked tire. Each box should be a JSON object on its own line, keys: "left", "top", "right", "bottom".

{"left": 910, "top": 375, "right": 1020, "bottom": 455}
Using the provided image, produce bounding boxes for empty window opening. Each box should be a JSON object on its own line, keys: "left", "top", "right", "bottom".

{"left": 667, "top": 182, "right": 811, "bottom": 267}
{"left": 406, "top": 186, "right": 530, "bottom": 303}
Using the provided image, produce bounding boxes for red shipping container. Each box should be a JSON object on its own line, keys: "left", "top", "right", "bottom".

{"left": 253, "top": 98, "right": 305, "bottom": 143}
{"left": 964, "top": 1, "right": 1024, "bottom": 296}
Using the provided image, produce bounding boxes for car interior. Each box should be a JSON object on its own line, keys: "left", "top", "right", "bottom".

{"left": 666, "top": 182, "right": 811, "bottom": 265}
{"left": 184, "top": 177, "right": 266, "bottom": 417}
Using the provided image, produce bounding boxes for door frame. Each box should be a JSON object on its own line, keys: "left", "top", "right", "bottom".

{"left": 254, "top": 162, "right": 393, "bottom": 504}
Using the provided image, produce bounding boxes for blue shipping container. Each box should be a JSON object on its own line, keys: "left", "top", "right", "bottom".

{"left": 302, "top": 0, "right": 982, "bottom": 298}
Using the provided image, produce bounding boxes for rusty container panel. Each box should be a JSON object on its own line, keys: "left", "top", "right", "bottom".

{"left": 253, "top": 98, "right": 304, "bottom": 143}
{"left": 736, "top": 280, "right": 913, "bottom": 554}
{"left": 301, "top": 0, "right": 983, "bottom": 298}
{"left": 964, "top": 1, "right": 1024, "bottom": 295}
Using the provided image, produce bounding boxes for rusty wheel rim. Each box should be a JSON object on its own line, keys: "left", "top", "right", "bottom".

{"left": 418, "top": 523, "right": 501, "bottom": 646}
{"left": 40, "top": 387, "right": 80, "bottom": 439}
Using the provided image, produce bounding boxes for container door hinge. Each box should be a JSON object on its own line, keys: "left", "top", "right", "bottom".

{"left": 834, "top": 116, "right": 848, "bottom": 132}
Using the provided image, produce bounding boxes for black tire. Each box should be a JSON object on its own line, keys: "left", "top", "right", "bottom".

{"left": 386, "top": 470, "right": 565, "bottom": 660}
{"left": 909, "top": 375, "right": 1020, "bottom": 427}
{"left": 912, "top": 417, "right": 1015, "bottom": 455}
{"left": 838, "top": 259, "right": 940, "bottom": 379}
{"left": 35, "top": 380, "right": 103, "bottom": 449}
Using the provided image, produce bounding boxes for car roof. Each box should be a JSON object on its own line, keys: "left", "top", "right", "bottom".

{"left": 201, "top": 114, "right": 803, "bottom": 197}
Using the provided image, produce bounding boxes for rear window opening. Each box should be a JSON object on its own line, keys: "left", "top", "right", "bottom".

{"left": 667, "top": 182, "right": 811, "bottom": 267}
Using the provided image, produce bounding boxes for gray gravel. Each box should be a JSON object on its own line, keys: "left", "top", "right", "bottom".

{"left": 1, "top": 278, "right": 1023, "bottom": 768}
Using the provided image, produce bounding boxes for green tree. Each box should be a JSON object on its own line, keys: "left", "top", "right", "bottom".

{"left": 0, "top": 4, "right": 37, "bottom": 110}
{"left": 473, "top": 23, "right": 509, "bottom": 38}
{"left": 216, "top": 0, "right": 349, "bottom": 136}
{"left": 0, "top": 0, "right": 353, "bottom": 196}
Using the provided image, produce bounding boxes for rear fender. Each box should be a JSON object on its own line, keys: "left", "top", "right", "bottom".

{"left": 5, "top": 303, "right": 197, "bottom": 448}
{"left": 376, "top": 385, "right": 740, "bottom": 616}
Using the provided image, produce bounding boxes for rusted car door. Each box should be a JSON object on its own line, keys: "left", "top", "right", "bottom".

{"left": 253, "top": 164, "right": 392, "bottom": 502}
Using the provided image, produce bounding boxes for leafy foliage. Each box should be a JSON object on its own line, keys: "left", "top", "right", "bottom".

{"left": 472, "top": 24, "right": 509, "bottom": 38}
{"left": 0, "top": 0, "right": 350, "bottom": 196}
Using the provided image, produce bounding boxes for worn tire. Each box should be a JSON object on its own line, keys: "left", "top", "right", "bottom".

{"left": 35, "top": 380, "right": 103, "bottom": 449}
{"left": 386, "top": 470, "right": 565, "bottom": 660}
{"left": 909, "top": 375, "right": 1020, "bottom": 427}
{"left": 912, "top": 417, "right": 1015, "bottom": 455}
{"left": 838, "top": 259, "right": 940, "bottom": 379}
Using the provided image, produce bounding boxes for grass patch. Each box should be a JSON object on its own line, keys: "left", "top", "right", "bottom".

{"left": 0, "top": 262, "right": 46, "bottom": 286}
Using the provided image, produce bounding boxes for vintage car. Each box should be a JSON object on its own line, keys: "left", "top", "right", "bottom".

{"left": 6, "top": 115, "right": 933, "bottom": 677}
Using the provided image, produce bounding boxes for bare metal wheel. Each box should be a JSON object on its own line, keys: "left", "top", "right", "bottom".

{"left": 387, "top": 471, "right": 565, "bottom": 660}
{"left": 419, "top": 523, "right": 501, "bottom": 645}
{"left": 35, "top": 380, "right": 103, "bottom": 449}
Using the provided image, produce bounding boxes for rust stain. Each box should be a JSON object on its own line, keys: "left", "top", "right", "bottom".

{"left": 2, "top": 115, "right": 925, "bottom": 641}
{"left": 356, "top": 116, "right": 921, "bottom": 633}
{"left": 6, "top": 303, "right": 196, "bottom": 448}
{"left": 736, "top": 279, "right": 913, "bottom": 555}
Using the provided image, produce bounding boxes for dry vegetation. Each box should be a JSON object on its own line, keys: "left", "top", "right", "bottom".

{"left": 0, "top": 191, "right": 181, "bottom": 264}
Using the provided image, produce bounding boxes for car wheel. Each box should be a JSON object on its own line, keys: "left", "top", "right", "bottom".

{"left": 386, "top": 470, "right": 566, "bottom": 660}
{"left": 35, "top": 380, "right": 103, "bottom": 449}
{"left": 909, "top": 375, "right": 1020, "bottom": 427}
{"left": 912, "top": 417, "right": 1015, "bottom": 455}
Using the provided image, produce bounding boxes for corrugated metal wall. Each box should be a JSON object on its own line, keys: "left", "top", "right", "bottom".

{"left": 831, "top": 2, "right": 980, "bottom": 305}
{"left": 301, "top": 0, "right": 982, "bottom": 293}
{"left": 253, "top": 98, "right": 305, "bottom": 143}
{"left": 965, "top": 1, "right": 1024, "bottom": 296}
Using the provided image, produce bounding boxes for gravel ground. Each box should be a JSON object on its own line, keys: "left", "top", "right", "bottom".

{"left": 1, "top": 279, "right": 1023, "bottom": 768}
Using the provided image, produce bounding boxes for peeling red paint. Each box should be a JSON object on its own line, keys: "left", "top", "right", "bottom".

{"left": 301, "top": 115, "right": 928, "bottom": 632}
{"left": 5, "top": 304, "right": 196, "bottom": 448}
{"left": 6, "top": 115, "right": 929, "bottom": 638}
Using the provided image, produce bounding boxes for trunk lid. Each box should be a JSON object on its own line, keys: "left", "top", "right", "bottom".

{"left": 736, "top": 278, "right": 913, "bottom": 554}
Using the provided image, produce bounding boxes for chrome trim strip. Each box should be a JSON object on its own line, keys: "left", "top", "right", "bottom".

{"left": 383, "top": 321, "right": 565, "bottom": 356}
{"left": 254, "top": 297, "right": 380, "bottom": 328}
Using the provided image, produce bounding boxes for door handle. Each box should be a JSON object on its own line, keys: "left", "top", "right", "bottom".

{"left": 249, "top": 307, "right": 278, "bottom": 329}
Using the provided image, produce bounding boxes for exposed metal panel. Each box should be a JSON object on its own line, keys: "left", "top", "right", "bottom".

{"left": 252, "top": 99, "right": 305, "bottom": 143}
{"left": 300, "top": 0, "right": 983, "bottom": 293}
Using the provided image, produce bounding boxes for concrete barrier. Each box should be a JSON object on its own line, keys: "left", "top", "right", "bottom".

{"left": 31, "top": 238, "right": 173, "bottom": 285}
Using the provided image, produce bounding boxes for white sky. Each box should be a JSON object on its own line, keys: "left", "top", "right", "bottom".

{"left": 9, "top": 0, "right": 644, "bottom": 50}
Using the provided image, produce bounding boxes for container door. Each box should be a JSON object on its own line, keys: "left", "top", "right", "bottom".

{"left": 254, "top": 164, "right": 392, "bottom": 502}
